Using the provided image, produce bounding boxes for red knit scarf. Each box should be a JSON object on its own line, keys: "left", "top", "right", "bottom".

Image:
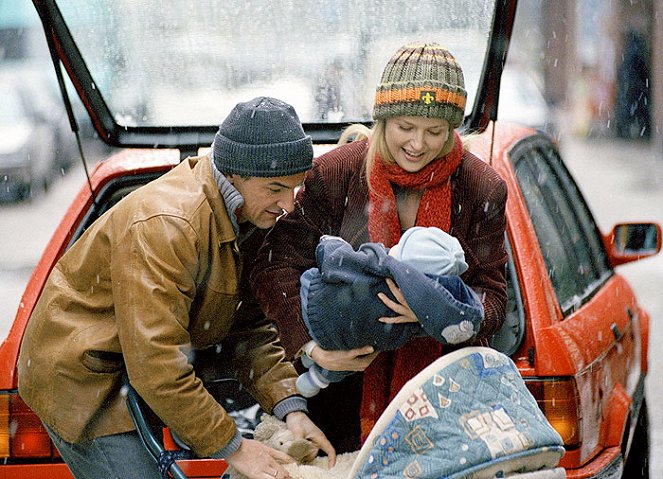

{"left": 360, "top": 131, "right": 463, "bottom": 441}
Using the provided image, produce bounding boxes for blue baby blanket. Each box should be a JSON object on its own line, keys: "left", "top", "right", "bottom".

{"left": 350, "top": 347, "right": 565, "bottom": 479}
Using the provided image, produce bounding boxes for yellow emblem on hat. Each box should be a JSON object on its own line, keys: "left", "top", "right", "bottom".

{"left": 420, "top": 91, "right": 436, "bottom": 105}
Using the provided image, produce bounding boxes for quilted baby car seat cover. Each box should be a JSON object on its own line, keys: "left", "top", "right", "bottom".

{"left": 349, "top": 347, "right": 565, "bottom": 479}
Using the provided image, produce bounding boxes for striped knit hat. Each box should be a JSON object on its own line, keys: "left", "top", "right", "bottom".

{"left": 373, "top": 43, "right": 467, "bottom": 128}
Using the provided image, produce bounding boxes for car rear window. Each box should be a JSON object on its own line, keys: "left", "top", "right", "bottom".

{"left": 55, "top": 0, "right": 496, "bottom": 128}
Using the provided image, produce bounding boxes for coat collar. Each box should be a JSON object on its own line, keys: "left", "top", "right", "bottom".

{"left": 190, "top": 155, "right": 237, "bottom": 244}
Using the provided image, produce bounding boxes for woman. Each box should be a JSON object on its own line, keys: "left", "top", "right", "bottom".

{"left": 251, "top": 43, "right": 508, "bottom": 452}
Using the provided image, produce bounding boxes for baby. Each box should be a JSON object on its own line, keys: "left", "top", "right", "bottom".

{"left": 296, "top": 226, "right": 484, "bottom": 397}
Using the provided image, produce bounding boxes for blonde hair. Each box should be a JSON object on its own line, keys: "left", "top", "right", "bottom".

{"left": 338, "top": 119, "right": 462, "bottom": 192}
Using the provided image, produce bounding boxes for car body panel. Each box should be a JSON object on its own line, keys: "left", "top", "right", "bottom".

{"left": 0, "top": 464, "right": 74, "bottom": 479}
{"left": 467, "top": 122, "right": 654, "bottom": 476}
{"left": 469, "top": 123, "right": 568, "bottom": 372}
{"left": 0, "top": 458, "right": 225, "bottom": 479}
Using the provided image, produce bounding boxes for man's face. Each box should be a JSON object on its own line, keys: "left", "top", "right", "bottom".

{"left": 228, "top": 172, "right": 306, "bottom": 229}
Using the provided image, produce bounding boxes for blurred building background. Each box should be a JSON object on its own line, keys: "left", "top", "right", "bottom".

{"left": 2, "top": 1, "right": 661, "bottom": 157}
{"left": 509, "top": 0, "right": 661, "bottom": 149}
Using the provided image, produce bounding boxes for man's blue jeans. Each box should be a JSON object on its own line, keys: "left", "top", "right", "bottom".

{"left": 45, "top": 423, "right": 161, "bottom": 479}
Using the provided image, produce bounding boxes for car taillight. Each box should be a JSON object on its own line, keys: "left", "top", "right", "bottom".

{"left": 525, "top": 378, "right": 581, "bottom": 449}
{"left": 0, "top": 394, "right": 8, "bottom": 457}
{"left": 0, "top": 392, "right": 56, "bottom": 459}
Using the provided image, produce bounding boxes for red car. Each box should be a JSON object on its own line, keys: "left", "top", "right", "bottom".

{"left": 0, "top": 0, "right": 659, "bottom": 478}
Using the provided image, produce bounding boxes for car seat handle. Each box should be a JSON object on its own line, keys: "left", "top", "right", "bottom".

{"left": 123, "top": 374, "right": 193, "bottom": 479}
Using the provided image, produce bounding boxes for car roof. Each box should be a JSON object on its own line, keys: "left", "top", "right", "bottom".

{"left": 32, "top": 0, "right": 517, "bottom": 151}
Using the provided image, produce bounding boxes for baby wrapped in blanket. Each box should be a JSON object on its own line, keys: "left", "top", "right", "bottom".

{"left": 297, "top": 226, "right": 484, "bottom": 397}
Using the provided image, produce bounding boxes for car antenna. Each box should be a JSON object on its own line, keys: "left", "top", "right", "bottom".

{"left": 488, "top": 120, "right": 496, "bottom": 166}
{"left": 45, "top": 37, "right": 99, "bottom": 210}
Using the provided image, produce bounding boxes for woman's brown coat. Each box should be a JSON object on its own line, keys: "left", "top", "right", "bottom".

{"left": 252, "top": 139, "right": 508, "bottom": 358}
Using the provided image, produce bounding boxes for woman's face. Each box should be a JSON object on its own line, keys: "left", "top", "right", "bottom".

{"left": 385, "top": 116, "right": 450, "bottom": 172}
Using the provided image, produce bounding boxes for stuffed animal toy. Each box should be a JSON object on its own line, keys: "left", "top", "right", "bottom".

{"left": 252, "top": 414, "right": 319, "bottom": 463}
{"left": 226, "top": 414, "right": 358, "bottom": 479}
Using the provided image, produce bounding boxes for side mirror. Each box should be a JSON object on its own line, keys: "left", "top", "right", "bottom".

{"left": 604, "top": 222, "right": 661, "bottom": 267}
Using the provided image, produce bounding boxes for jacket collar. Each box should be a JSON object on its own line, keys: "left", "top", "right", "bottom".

{"left": 206, "top": 154, "right": 259, "bottom": 246}
{"left": 209, "top": 153, "right": 243, "bottom": 235}
{"left": 191, "top": 155, "right": 237, "bottom": 244}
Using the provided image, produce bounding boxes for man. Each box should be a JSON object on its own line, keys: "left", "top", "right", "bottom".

{"left": 17, "top": 97, "right": 335, "bottom": 479}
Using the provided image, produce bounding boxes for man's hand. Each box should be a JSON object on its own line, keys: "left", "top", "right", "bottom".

{"left": 378, "top": 278, "right": 418, "bottom": 324}
{"left": 285, "top": 411, "right": 336, "bottom": 468}
{"left": 225, "top": 438, "right": 293, "bottom": 479}
{"left": 309, "top": 344, "right": 378, "bottom": 372}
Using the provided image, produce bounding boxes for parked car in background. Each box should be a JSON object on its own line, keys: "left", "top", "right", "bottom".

{"left": 0, "top": 0, "right": 658, "bottom": 478}
{"left": 0, "top": 61, "right": 79, "bottom": 202}
{"left": 0, "top": 76, "right": 60, "bottom": 201}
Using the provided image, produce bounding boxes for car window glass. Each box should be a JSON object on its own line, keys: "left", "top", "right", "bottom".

{"left": 513, "top": 156, "right": 578, "bottom": 309}
{"left": 512, "top": 137, "right": 610, "bottom": 314}
{"left": 551, "top": 149, "right": 611, "bottom": 280}
{"left": 55, "top": 0, "right": 496, "bottom": 127}
{"left": 534, "top": 143, "right": 611, "bottom": 287}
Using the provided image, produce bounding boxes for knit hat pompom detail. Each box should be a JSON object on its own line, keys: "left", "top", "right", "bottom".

{"left": 373, "top": 43, "right": 467, "bottom": 128}
{"left": 213, "top": 96, "right": 313, "bottom": 178}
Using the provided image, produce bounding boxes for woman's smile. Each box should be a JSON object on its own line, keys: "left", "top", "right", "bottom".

{"left": 385, "top": 116, "right": 450, "bottom": 172}
{"left": 402, "top": 147, "right": 426, "bottom": 161}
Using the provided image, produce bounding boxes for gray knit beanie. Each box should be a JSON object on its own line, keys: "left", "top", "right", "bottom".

{"left": 373, "top": 43, "right": 467, "bottom": 128}
{"left": 213, "top": 96, "right": 313, "bottom": 177}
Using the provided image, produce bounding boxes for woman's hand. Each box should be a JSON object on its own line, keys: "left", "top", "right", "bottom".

{"left": 378, "top": 278, "right": 418, "bottom": 324}
{"left": 285, "top": 411, "right": 336, "bottom": 468}
{"left": 309, "top": 344, "right": 377, "bottom": 372}
{"left": 225, "top": 438, "right": 294, "bottom": 479}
